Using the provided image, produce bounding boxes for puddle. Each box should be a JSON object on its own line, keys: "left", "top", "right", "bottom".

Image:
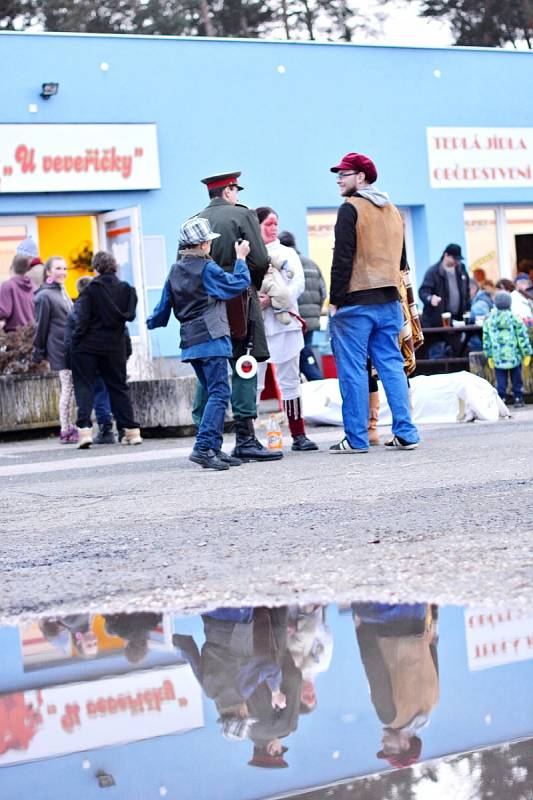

{"left": 0, "top": 601, "right": 532, "bottom": 799}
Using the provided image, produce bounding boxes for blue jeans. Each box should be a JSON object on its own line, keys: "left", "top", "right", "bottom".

{"left": 495, "top": 365, "right": 523, "bottom": 400}
{"left": 299, "top": 331, "right": 323, "bottom": 381}
{"left": 94, "top": 375, "right": 113, "bottom": 425}
{"left": 330, "top": 302, "right": 419, "bottom": 449}
{"left": 190, "top": 357, "right": 231, "bottom": 452}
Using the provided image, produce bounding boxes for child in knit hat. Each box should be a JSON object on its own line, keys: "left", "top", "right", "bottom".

{"left": 483, "top": 290, "right": 532, "bottom": 408}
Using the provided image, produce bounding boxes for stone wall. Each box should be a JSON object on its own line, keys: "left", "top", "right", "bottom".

{"left": 128, "top": 376, "right": 197, "bottom": 430}
{"left": 0, "top": 373, "right": 61, "bottom": 432}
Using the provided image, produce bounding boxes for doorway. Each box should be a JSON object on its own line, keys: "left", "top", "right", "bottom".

{"left": 0, "top": 207, "right": 149, "bottom": 370}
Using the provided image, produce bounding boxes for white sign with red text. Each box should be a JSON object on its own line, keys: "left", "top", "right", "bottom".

{"left": 0, "top": 664, "right": 203, "bottom": 766}
{"left": 0, "top": 124, "right": 161, "bottom": 193}
{"left": 427, "top": 127, "right": 533, "bottom": 189}
{"left": 464, "top": 607, "right": 533, "bottom": 671}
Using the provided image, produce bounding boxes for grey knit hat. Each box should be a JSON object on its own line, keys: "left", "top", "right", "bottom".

{"left": 494, "top": 290, "right": 512, "bottom": 310}
{"left": 16, "top": 236, "right": 39, "bottom": 259}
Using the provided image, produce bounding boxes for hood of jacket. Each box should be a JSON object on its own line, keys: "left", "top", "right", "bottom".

{"left": 490, "top": 309, "right": 514, "bottom": 330}
{"left": 89, "top": 274, "right": 137, "bottom": 325}
{"left": 356, "top": 186, "right": 390, "bottom": 207}
{"left": 11, "top": 275, "right": 34, "bottom": 293}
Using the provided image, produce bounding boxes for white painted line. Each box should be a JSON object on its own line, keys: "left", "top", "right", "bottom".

{"left": 0, "top": 446, "right": 192, "bottom": 477}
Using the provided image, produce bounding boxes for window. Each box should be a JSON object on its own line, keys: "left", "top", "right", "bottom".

{"left": 464, "top": 206, "right": 533, "bottom": 283}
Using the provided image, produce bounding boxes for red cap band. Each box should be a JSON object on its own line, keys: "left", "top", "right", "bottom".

{"left": 206, "top": 176, "right": 239, "bottom": 190}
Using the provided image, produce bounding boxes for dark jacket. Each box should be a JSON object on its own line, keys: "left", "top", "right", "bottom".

{"left": 65, "top": 299, "right": 132, "bottom": 369}
{"left": 199, "top": 198, "right": 270, "bottom": 361}
{"left": 72, "top": 273, "right": 137, "bottom": 354}
{"left": 0, "top": 275, "right": 35, "bottom": 332}
{"left": 33, "top": 282, "right": 73, "bottom": 371}
{"left": 298, "top": 256, "right": 326, "bottom": 332}
{"left": 104, "top": 613, "right": 162, "bottom": 640}
{"left": 419, "top": 260, "right": 470, "bottom": 327}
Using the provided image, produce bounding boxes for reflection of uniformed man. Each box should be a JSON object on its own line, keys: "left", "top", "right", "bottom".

{"left": 353, "top": 602, "right": 439, "bottom": 769}
{"left": 173, "top": 606, "right": 302, "bottom": 768}
{"left": 193, "top": 172, "right": 282, "bottom": 462}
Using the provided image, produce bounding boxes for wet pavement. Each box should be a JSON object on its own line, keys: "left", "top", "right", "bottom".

{"left": 0, "top": 598, "right": 532, "bottom": 799}
{"left": 1, "top": 409, "right": 533, "bottom": 619}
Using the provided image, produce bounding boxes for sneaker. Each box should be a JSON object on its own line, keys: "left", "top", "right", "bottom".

{"left": 384, "top": 436, "right": 419, "bottom": 450}
{"left": 66, "top": 425, "right": 79, "bottom": 444}
{"left": 217, "top": 450, "right": 242, "bottom": 466}
{"left": 59, "top": 429, "right": 72, "bottom": 444}
{"left": 292, "top": 434, "right": 319, "bottom": 452}
{"left": 513, "top": 397, "right": 525, "bottom": 408}
{"left": 189, "top": 448, "right": 230, "bottom": 471}
{"left": 329, "top": 437, "right": 368, "bottom": 454}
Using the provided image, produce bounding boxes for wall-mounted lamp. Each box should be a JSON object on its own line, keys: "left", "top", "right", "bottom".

{"left": 40, "top": 82, "right": 59, "bottom": 100}
{"left": 96, "top": 770, "right": 116, "bottom": 788}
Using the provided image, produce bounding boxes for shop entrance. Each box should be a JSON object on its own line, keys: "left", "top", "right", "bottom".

{"left": 0, "top": 207, "right": 148, "bottom": 369}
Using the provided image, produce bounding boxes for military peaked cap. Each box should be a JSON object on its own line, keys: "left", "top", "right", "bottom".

{"left": 201, "top": 172, "right": 244, "bottom": 191}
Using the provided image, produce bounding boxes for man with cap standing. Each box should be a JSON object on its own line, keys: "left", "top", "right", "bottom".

{"left": 328, "top": 152, "right": 419, "bottom": 452}
{"left": 419, "top": 244, "right": 471, "bottom": 357}
{"left": 196, "top": 171, "right": 282, "bottom": 462}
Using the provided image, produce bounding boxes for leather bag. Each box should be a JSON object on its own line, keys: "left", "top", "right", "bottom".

{"left": 226, "top": 287, "right": 251, "bottom": 340}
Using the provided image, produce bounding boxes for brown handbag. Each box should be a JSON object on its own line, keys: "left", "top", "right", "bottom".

{"left": 226, "top": 287, "right": 251, "bottom": 340}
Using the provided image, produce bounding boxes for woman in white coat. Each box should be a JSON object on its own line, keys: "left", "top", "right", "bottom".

{"left": 256, "top": 206, "right": 318, "bottom": 451}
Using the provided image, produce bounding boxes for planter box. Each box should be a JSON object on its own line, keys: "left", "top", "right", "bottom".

{"left": 0, "top": 372, "right": 60, "bottom": 432}
{"left": 128, "top": 376, "right": 198, "bottom": 430}
{"left": 469, "top": 351, "right": 533, "bottom": 396}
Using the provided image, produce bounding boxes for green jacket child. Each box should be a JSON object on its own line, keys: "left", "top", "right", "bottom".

{"left": 483, "top": 291, "right": 532, "bottom": 370}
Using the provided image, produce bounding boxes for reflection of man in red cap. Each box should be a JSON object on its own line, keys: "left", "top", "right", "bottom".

{"left": 328, "top": 152, "right": 419, "bottom": 453}
{"left": 353, "top": 602, "right": 439, "bottom": 772}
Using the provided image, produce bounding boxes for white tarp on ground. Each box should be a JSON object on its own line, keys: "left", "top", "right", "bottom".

{"left": 301, "top": 371, "right": 509, "bottom": 427}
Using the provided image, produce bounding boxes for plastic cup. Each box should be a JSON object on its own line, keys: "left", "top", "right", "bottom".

{"left": 441, "top": 312, "right": 451, "bottom": 327}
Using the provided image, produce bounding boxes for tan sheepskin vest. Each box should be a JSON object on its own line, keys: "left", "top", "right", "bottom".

{"left": 346, "top": 197, "right": 404, "bottom": 293}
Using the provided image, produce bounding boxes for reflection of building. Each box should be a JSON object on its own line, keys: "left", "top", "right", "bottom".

{"left": 0, "top": 603, "right": 533, "bottom": 799}
{"left": 1, "top": 33, "right": 532, "bottom": 371}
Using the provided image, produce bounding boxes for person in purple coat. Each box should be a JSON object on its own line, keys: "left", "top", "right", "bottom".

{"left": 0, "top": 255, "right": 35, "bottom": 332}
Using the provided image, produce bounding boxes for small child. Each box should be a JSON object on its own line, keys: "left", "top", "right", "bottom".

{"left": 147, "top": 217, "right": 251, "bottom": 471}
{"left": 483, "top": 290, "right": 532, "bottom": 408}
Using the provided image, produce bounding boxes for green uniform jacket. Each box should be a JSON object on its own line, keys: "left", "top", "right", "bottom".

{"left": 199, "top": 198, "right": 270, "bottom": 361}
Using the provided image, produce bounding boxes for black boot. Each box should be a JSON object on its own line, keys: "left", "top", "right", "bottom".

{"left": 94, "top": 422, "right": 116, "bottom": 444}
{"left": 231, "top": 418, "right": 283, "bottom": 462}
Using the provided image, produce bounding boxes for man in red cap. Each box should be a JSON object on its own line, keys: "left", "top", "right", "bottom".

{"left": 328, "top": 152, "right": 419, "bottom": 452}
{"left": 194, "top": 171, "right": 282, "bottom": 461}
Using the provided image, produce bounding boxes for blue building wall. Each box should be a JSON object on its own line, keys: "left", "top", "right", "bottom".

{"left": 0, "top": 32, "right": 532, "bottom": 357}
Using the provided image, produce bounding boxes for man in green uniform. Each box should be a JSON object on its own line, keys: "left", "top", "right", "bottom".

{"left": 193, "top": 171, "right": 282, "bottom": 461}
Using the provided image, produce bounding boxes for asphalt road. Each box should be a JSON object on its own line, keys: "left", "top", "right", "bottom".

{"left": 1, "top": 408, "right": 532, "bottom": 622}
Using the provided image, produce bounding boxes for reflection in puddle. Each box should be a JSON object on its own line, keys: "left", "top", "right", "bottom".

{"left": 0, "top": 602, "right": 532, "bottom": 798}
